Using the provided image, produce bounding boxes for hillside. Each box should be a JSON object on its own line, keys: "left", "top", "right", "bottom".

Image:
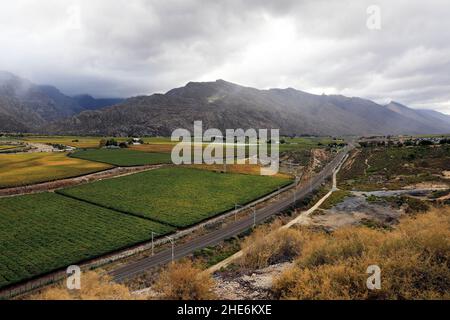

{"left": 43, "top": 80, "right": 450, "bottom": 137}
{"left": 0, "top": 71, "right": 123, "bottom": 132}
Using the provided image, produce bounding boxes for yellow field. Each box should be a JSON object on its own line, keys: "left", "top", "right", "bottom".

{"left": 21, "top": 136, "right": 108, "bottom": 148}
{"left": 22, "top": 136, "right": 175, "bottom": 149}
{"left": 0, "top": 152, "right": 112, "bottom": 188}
{"left": 130, "top": 143, "right": 175, "bottom": 153}
{"left": 0, "top": 145, "right": 16, "bottom": 150}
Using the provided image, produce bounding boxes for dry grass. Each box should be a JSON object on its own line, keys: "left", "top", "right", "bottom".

{"left": 22, "top": 136, "right": 105, "bottom": 148}
{"left": 153, "top": 260, "right": 216, "bottom": 300}
{"left": 238, "top": 220, "right": 306, "bottom": 269}
{"left": 130, "top": 143, "right": 175, "bottom": 153}
{"left": 31, "top": 271, "right": 133, "bottom": 300}
{"left": 0, "top": 152, "right": 112, "bottom": 188}
{"left": 271, "top": 207, "right": 450, "bottom": 299}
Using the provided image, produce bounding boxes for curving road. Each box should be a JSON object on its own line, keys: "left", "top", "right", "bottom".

{"left": 111, "top": 146, "right": 352, "bottom": 282}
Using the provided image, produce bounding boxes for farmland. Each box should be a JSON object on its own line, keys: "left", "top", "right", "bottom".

{"left": 0, "top": 193, "right": 173, "bottom": 289}
{"left": 188, "top": 163, "right": 291, "bottom": 179}
{"left": 279, "top": 137, "right": 344, "bottom": 152}
{"left": 0, "top": 145, "right": 16, "bottom": 150}
{"left": 70, "top": 148, "right": 172, "bottom": 166}
{"left": 21, "top": 135, "right": 107, "bottom": 148}
{"left": 130, "top": 143, "right": 175, "bottom": 153}
{"left": 58, "top": 167, "right": 292, "bottom": 227}
{"left": 0, "top": 152, "right": 112, "bottom": 188}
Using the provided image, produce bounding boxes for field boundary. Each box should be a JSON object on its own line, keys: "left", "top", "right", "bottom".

{"left": 68, "top": 149, "right": 172, "bottom": 167}
{"left": 55, "top": 191, "right": 177, "bottom": 228}
{"left": 0, "top": 164, "right": 168, "bottom": 197}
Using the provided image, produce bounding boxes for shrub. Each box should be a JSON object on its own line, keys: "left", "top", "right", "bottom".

{"left": 238, "top": 220, "right": 307, "bottom": 269}
{"left": 403, "top": 197, "right": 430, "bottom": 214}
{"left": 32, "top": 271, "right": 133, "bottom": 300}
{"left": 153, "top": 260, "right": 216, "bottom": 300}
{"left": 105, "top": 139, "right": 118, "bottom": 146}
{"left": 99, "top": 139, "right": 107, "bottom": 148}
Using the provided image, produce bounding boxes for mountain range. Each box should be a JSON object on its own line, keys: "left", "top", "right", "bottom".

{"left": 1, "top": 72, "right": 449, "bottom": 136}
{"left": 0, "top": 71, "right": 123, "bottom": 132}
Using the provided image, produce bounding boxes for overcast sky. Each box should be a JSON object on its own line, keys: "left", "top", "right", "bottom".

{"left": 1, "top": 0, "right": 449, "bottom": 114}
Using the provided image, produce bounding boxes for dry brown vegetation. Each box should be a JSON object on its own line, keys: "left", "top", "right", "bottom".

{"left": 130, "top": 143, "right": 175, "bottom": 153}
{"left": 153, "top": 260, "right": 216, "bottom": 300}
{"left": 271, "top": 207, "right": 450, "bottom": 299}
{"left": 31, "top": 271, "right": 133, "bottom": 300}
{"left": 238, "top": 220, "right": 305, "bottom": 269}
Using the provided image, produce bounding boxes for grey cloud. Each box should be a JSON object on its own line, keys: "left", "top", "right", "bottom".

{"left": 0, "top": 0, "right": 449, "bottom": 113}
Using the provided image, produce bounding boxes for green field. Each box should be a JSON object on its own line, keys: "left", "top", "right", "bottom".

{"left": 0, "top": 193, "right": 173, "bottom": 289}
{"left": 58, "top": 167, "right": 292, "bottom": 227}
{"left": 70, "top": 148, "right": 173, "bottom": 166}
{"left": 279, "top": 137, "right": 343, "bottom": 152}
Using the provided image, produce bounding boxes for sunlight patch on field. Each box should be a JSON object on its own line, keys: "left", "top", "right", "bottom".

{"left": 0, "top": 152, "right": 112, "bottom": 188}
{"left": 0, "top": 145, "right": 16, "bottom": 150}
{"left": 21, "top": 136, "right": 106, "bottom": 148}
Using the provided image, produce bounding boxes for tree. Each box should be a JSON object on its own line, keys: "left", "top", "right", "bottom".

{"left": 418, "top": 140, "right": 433, "bottom": 146}
{"left": 105, "top": 139, "right": 118, "bottom": 146}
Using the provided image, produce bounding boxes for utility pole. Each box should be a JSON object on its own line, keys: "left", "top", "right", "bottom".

{"left": 252, "top": 206, "right": 256, "bottom": 228}
{"left": 151, "top": 231, "right": 158, "bottom": 256}
{"left": 165, "top": 236, "right": 174, "bottom": 263}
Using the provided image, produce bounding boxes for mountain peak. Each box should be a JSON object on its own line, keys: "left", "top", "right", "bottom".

{"left": 386, "top": 101, "right": 405, "bottom": 107}
{"left": 0, "top": 70, "right": 16, "bottom": 81}
{"left": 0, "top": 71, "right": 126, "bottom": 131}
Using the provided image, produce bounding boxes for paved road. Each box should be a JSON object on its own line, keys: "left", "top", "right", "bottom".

{"left": 111, "top": 146, "right": 351, "bottom": 282}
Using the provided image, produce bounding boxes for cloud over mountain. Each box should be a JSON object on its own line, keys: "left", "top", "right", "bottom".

{"left": 0, "top": 1, "right": 449, "bottom": 113}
